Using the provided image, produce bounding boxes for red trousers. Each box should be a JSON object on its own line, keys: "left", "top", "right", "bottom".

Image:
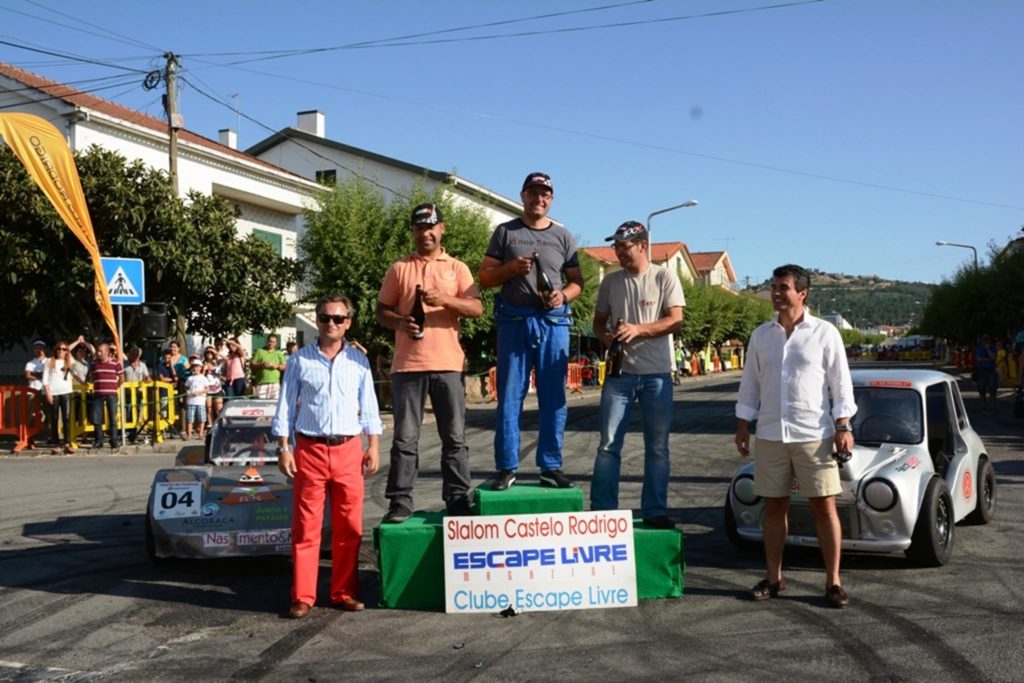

{"left": 291, "top": 435, "right": 364, "bottom": 605}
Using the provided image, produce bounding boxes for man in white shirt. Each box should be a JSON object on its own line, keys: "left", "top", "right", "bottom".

{"left": 734, "top": 264, "right": 856, "bottom": 608}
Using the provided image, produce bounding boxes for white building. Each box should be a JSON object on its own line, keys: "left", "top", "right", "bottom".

{"left": 246, "top": 111, "right": 525, "bottom": 228}
{"left": 0, "top": 62, "right": 322, "bottom": 354}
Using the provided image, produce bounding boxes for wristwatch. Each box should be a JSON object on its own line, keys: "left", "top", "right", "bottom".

{"left": 835, "top": 423, "right": 853, "bottom": 433}
{"left": 276, "top": 445, "right": 291, "bottom": 456}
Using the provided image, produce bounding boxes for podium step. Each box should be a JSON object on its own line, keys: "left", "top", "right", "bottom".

{"left": 473, "top": 482, "right": 584, "bottom": 516}
{"left": 373, "top": 512, "right": 684, "bottom": 610}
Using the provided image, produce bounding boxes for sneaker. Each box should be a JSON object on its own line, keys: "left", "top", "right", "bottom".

{"left": 642, "top": 515, "right": 676, "bottom": 530}
{"left": 492, "top": 470, "right": 516, "bottom": 491}
{"left": 825, "top": 584, "right": 849, "bottom": 609}
{"left": 383, "top": 504, "right": 412, "bottom": 524}
{"left": 539, "top": 469, "right": 574, "bottom": 489}
{"left": 446, "top": 498, "right": 473, "bottom": 516}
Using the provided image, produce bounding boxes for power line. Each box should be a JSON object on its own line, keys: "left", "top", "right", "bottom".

{"left": 0, "top": 37, "right": 149, "bottom": 73}
{"left": 182, "top": 62, "right": 1022, "bottom": 212}
{"left": 13, "top": 0, "right": 164, "bottom": 52}
{"left": 0, "top": 71, "right": 143, "bottom": 96}
{"left": 180, "top": 76, "right": 413, "bottom": 200}
{"left": 0, "top": 74, "right": 142, "bottom": 110}
{"left": 185, "top": 0, "right": 658, "bottom": 61}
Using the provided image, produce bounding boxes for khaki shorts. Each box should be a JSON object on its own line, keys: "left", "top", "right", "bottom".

{"left": 753, "top": 438, "right": 841, "bottom": 498}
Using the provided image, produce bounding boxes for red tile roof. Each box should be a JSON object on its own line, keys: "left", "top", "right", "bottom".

{"left": 690, "top": 250, "right": 737, "bottom": 282}
{"left": 0, "top": 62, "right": 309, "bottom": 182}
{"left": 582, "top": 241, "right": 688, "bottom": 264}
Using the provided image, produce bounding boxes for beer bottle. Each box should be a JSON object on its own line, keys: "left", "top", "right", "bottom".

{"left": 532, "top": 251, "right": 555, "bottom": 305}
{"left": 409, "top": 285, "right": 425, "bottom": 340}
{"left": 606, "top": 318, "right": 625, "bottom": 378}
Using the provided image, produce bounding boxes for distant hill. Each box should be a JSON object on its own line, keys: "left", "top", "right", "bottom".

{"left": 748, "top": 271, "right": 935, "bottom": 329}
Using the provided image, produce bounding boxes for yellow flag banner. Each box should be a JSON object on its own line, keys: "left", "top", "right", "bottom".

{"left": 0, "top": 112, "right": 120, "bottom": 352}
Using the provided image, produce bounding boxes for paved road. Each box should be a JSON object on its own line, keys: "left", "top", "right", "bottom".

{"left": 1, "top": 368, "right": 1021, "bottom": 681}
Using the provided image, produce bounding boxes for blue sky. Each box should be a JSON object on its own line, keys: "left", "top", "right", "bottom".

{"left": 2, "top": 0, "right": 1020, "bottom": 285}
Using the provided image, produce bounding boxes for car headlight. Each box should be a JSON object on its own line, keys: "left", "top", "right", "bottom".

{"left": 863, "top": 478, "right": 898, "bottom": 512}
{"left": 732, "top": 475, "right": 760, "bottom": 506}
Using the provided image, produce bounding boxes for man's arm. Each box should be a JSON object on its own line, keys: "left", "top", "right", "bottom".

{"left": 546, "top": 265, "right": 583, "bottom": 309}
{"left": 612, "top": 306, "right": 683, "bottom": 344}
{"left": 478, "top": 254, "right": 531, "bottom": 289}
{"left": 593, "top": 309, "right": 613, "bottom": 349}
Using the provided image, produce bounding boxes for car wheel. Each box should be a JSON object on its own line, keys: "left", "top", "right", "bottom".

{"left": 906, "top": 477, "right": 955, "bottom": 567}
{"left": 724, "top": 494, "right": 760, "bottom": 553}
{"left": 966, "top": 458, "right": 996, "bottom": 525}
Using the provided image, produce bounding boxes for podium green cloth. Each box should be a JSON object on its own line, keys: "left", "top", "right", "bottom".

{"left": 473, "top": 483, "right": 584, "bottom": 516}
{"left": 374, "top": 511, "right": 685, "bottom": 609}
{"left": 373, "top": 512, "right": 445, "bottom": 610}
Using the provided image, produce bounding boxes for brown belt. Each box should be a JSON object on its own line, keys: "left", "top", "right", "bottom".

{"left": 298, "top": 433, "right": 355, "bottom": 446}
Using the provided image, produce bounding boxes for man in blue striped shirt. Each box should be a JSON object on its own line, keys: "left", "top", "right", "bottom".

{"left": 273, "top": 294, "right": 382, "bottom": 619}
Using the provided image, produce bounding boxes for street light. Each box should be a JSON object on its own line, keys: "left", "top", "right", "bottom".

{"left": 935, "top": 240, "right": 978, "bottom": 270}
{"left": 646, "top": 199, "right": 698, "bottom": 251}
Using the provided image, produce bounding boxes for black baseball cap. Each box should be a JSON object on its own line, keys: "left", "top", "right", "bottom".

{"left": 605, "top": 220, "right": 648, "bottom": 243}
{"left": 522, "top": 172, "right": 553, "bottom": 193}
{"left": 410, "top": 202, "right": 443, "bottom": 226}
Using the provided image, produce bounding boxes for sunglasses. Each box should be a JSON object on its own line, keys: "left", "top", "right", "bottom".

{"left": 317, "top": 313, "right": 349, "bottom": 325}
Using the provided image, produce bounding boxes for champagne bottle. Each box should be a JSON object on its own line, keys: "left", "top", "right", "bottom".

{"left": 606, "top": 318, "right": 625, "bottom": 378}
{"left": 532, "top": 251, "right": 555, "bottom": 304}
{"left": 410, "top": 285, "right": 425, "bottom": 340}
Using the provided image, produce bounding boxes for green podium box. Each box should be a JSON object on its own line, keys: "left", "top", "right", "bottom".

{"left": 634, "top": 520, "right": 685, "bottom": 599}
{"left": 374, "top": 512, "right": 685, "bottom": 609}
{"left": 373, "top": 512, "right": 445, "bottom": 610}
{"left": 473, "top": 483, "right": 584, "bottom": 516}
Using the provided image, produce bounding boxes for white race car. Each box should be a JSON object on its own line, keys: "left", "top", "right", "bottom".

{"left": 725, "top": 369, "right": 997, "bottom": 566}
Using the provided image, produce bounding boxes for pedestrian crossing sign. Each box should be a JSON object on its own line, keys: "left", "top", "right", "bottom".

{"left": 100, "top": 257, "right": 145, "bottom": 305}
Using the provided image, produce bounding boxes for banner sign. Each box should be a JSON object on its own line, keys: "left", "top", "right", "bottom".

{"left": 443, "top": 510, "right": 637, "bottom": 613}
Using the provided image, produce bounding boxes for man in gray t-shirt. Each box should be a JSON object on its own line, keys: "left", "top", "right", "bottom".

{"left": 590, "top": 221, "right": 685, "bottom": 530}
{"left": 478, "top": 172, "right": 584, "bottom": 491}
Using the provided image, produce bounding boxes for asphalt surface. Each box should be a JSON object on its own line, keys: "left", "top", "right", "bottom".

{"left": 0, "top": 366, "right": 1021, "bottom": 682}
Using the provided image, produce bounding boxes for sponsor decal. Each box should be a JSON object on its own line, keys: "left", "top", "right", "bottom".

{"left": 237, "top": 529, "right": 291, "bottom": 546}
{"left": 202, "top": 503, "right": 220, "bottom": 517}
{"left": 204, "top": 532, "right": 232, "bottom": 548}
{"left": 181, "top": 516, "right": 236, "bottom": 527}
{"left": 894, "top": 455, "right": 921, "bottom": 472}
{"left": 867, "top": 380, "right": 913, "bottom": 387}
{"left": 963, "top": 471, "right": 973, "bottom": 500}
{"left": 255, "top": 506, "right": 290, "bottom": 522}
{"left": 443, "top": 511, "right": 637, "bottom": 614}
{"left": 221, "top": 467, "right": 279, "bottom": 505}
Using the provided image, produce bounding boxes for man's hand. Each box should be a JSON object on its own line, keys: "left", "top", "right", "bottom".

{"left": 834, "top": 430, "right": 854, "bottom": 454}
{"left": 510, "top": 256, "right": 533, "bottom": 276}
{"left": 544, "top": 289, "right": 567, "bottom": 309}
{"left": 362, "top": 444, "right": 379, "bottom": 476}
{"left": 421, "top": 287, "right": 448, "bottom": 308}
{"left": 278, "top": 449, "right": 297, "bottom": 478}
{"left": 397, "top": 314, "right": 422, "bottom": 339}
{"left": 735, "top": 421, "right": 751, "bottom": 457}
{"left": 612, "top": 321, "right": 641, "bottom": 344}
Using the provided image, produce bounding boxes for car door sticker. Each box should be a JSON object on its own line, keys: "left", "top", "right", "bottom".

{"left": 220, "top": 467, "right": 280, "bottom": 505}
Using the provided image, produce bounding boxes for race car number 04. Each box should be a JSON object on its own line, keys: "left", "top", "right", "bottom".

{"left": 153, "top": 481, "right": 202, "bottom": 519}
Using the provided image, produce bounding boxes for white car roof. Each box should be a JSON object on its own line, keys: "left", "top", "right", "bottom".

{"left": 851, "top": 368, "right": 954, "bottom": 390}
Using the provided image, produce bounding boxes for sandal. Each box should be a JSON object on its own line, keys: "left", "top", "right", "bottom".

{"left": 750, "top": 578, "right": 786, "bottom": 601}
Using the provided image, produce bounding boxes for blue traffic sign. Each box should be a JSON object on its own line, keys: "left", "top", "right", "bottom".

{"left": 100, "top": 257, "right": 146, "bottom": 305}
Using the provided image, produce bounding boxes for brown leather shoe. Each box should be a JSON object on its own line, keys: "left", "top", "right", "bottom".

{"left": 825, "top": 584, "right": 850, "bottom": 609}
{"left": 334, "top": 596, "right": 364, "bottom": 612}
{"left": 750, "top": 578, "right": 786, "bottom": 601}
{"left": 288, "top": 601, "right": 312, "bottom": 619}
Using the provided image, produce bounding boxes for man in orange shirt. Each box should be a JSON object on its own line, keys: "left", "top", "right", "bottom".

{"left": 377, "top": 203, "right": 483, "bottom": 522}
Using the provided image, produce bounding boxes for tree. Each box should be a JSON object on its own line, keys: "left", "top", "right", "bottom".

{"left": 0, "top": 145, "right": 304, "bottom": 349}
{"left": 301, "top": 175, "right": 494, "bottom": 367}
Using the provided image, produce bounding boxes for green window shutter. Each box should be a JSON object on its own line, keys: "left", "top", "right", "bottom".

{"left": 253, "top": 229, "right": 282, "bottom": 256}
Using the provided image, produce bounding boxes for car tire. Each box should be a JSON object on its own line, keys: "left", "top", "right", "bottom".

{"left": 906, "top": 477, "right": 955, "bottom": 567}
{"left": 724, "top": 494, "right": 760, "bottom": 553}
{"left": 145, "top": 502, "right": 172, "bottom": 565}
{"left": 965, "top": 458, "right": 996, "bottom": 525}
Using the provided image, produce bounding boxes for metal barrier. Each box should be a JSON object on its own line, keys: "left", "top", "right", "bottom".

{"left": 67, "top": 380, "right": 179, "bottom": 448}
{"left": 566, "top": 362, "right": 583, "bottom": 394}
{"left": 0, "top": 386, "right": 45, "bottom": 452}
{"left": 487, "top": 367, "right": 498, "bottom": 403}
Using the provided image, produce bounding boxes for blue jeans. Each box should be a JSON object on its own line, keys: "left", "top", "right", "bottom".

{"left": 591, "top": 373, "right": 673, "bottom": 518}
{"left": 90, "top": 393, "right": 120, "bottom": 447}
{"left": 494, "top": 314, "right": 569, "bottom": 472}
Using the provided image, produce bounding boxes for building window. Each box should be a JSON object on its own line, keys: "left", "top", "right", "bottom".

{"left": 316, "top": 169, "right": 337, "bottom": 186}
{"left": 252, "top": 229, "right": 282, "bottom": 256}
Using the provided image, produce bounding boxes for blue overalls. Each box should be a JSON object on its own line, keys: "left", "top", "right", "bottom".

{"left": 493, "top": 295, "right": 572, "bottom": 471}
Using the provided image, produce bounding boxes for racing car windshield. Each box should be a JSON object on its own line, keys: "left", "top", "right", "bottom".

{"left": 852, "top": 387, "right": 924, "bottom": 445}
{"left": 210, "top": 422, "right": 278, "bottom": 466}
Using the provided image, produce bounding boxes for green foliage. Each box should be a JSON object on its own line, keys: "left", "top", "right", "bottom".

{"left": 678, "top": 281, "right": 772, "bottom": 350}
{"left": 0, "top": 145, "right": 303, "bottom": 349}
{"left": 919, "top": 243, "right": 1024, "bottom": 344}
{"left": 300, "top": 175, "right": 495, "bottom": 364}
{"left": 572, "top": 251, "right": 600, "bottom": 337}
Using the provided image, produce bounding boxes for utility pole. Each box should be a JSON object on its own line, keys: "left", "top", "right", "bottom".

{"left": 163, "top": 52, "right": 182, "bottom": 196}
